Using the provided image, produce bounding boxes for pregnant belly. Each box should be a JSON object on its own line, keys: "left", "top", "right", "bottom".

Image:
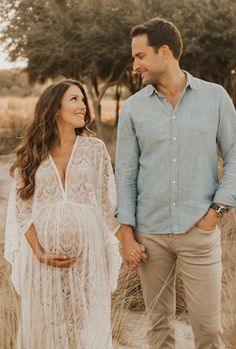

{"left": 35, "top": 204, "right": 98, "bottom": 258}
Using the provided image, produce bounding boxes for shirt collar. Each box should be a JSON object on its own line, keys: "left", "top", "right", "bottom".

{"left": 184, "top": 70, "right": 198, "bottom": 90}
{"left": 143, "top": 70, "right": 198, "bottom": 97}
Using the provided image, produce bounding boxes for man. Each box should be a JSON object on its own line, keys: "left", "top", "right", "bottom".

{"left": 115, "top": 17, "right": 236, "bottom": 349}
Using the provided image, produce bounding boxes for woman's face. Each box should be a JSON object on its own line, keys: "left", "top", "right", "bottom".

{"left": 57, "top": 85, "right": 86, "bottom": 130}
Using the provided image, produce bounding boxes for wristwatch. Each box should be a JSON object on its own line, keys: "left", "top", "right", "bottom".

{"left": 210, "top": 203, "right": 230, "bottom": 217}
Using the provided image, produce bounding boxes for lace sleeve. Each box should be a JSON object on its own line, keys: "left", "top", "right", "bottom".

{"left": 4, "top": 170, "right": 33, "bottom": 266}
{"left": 96, "top": 142, "right": 121, "bottom": 291}
{"left": 99, "top": 144, "right": 120, "bottom": 234}
{"left": 15, "top": 172, "right": 33, "bottom": 235}
{"left": 4, "top": 177, "right": 33, "bottom": 295}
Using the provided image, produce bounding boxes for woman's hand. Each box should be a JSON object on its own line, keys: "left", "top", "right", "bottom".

{"left": 38, "top": 253, "right": 77, "bottom": 268}
{"left": 25, "top": 225, "right": 77, "bottom": 268}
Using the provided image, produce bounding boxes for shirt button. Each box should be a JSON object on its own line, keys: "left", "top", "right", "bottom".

{"left": 172, "top": 180, "right": 176, "bottom": 184}
{"left": 173, "top": 137, "right": 176, "bottom": 141}
{"left": 172, "top": 202, "right": 176, "bottom": 206}
{"left": 173, "top": 158, "right": 176, "bottom": 162}
{"left": 172, "top": 115, "right": 176, "bottom": 119}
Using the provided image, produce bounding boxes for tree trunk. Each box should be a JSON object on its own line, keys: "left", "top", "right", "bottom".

{"left": 84, "top": 68, "right": 126, "bottom": 139}
{"left": 115, "top": 83, "right": 122, "bottom": 127}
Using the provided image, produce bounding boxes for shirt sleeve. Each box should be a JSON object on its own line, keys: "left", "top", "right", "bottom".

{"left": 213, "top": 87, "right": 236, "bottom": 207}
{"left": 115, "top": 103, "right": 140, "bottom": 227}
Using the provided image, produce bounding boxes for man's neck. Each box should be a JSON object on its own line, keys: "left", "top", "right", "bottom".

{"left": 155, "top": 66, "right": 186, "bottom": 98}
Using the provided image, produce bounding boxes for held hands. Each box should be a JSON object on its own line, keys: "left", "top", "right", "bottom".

{"left": 196, "top": 208, "right": 219, "bottom": 231}
{"left": 37, "top": 252, "right": 77, "bottom": 268}
{"left": 126, "top": 241, "right": 147, "bottom": 272}
{"left": 117, "top": 225, "right": 148, "bottom": 272}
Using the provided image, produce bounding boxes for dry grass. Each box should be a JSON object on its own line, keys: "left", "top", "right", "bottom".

{"left": 0, "top": 97, "right": 36, "bottom": 155}
{"left": 0, "top": 247, "right": 20, "bottom": 349}
{"left": 221, "top": 210, "right": 236, "bottom": 348}
{"left": 222, "top": 268, "right": 236, "bottom": 349}
{"left": 0, "top": 95, "right": 120, "bottom": 160}
{"left": 111, "top": 212, "right": 236, "bottom": 348}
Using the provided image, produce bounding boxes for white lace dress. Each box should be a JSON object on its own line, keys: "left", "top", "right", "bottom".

{"left": 4, "top": 136, "right": 122, "bottom": 349}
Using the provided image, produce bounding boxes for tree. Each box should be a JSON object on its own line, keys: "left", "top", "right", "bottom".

{"left": 0, "top": 0, "right": 147, "bottom": 136}
{"left": 0, "top": 0, "right": 235, "bottom": 131}
{"left": 145, "top": 0, "right": 236, "bottom": 104}
{"left": 178, "top": 0, "right": 236, "bottom": 104}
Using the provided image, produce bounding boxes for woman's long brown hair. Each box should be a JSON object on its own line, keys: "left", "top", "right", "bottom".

{"left": 10, "top": 78, "right": 92, "bottom": 200}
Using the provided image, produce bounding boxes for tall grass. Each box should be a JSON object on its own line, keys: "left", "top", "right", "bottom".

{"left": 221, "top": 210, "right": 236, "bottom": 349}
{"left": 0, "top": 247, "right": 20, "bottom": 349}
{"left": 0, "top": 96, "right": 119, "bottom": 157}
{"left": 0, "top": 97, "right": 36, "bottom": 155}
{"left": 111, "top": 210, "right": 236, "bottom": 348}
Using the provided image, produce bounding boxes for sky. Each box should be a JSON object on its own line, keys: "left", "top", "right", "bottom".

{"left": 0, "top": 47, "right": 26, "bottom": 70}
{"left": 0, "top": 20, "right": 24, "bottom": 69}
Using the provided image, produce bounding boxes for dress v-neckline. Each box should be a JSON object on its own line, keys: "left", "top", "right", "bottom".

{"left": 49, "top": 136, "right": 78, "bottom": 196}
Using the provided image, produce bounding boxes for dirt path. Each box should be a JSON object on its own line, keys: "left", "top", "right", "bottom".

{"left": 113, "top": 309, "right": 194, "bottom": 349}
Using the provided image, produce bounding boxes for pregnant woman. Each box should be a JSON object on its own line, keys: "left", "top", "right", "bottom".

{"left": 4, "top": 78, "right": 121, "bottom": 349}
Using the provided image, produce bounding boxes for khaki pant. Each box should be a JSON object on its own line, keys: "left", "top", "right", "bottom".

{"left": 135, "top": 226, "right": 223, "bottom": 349}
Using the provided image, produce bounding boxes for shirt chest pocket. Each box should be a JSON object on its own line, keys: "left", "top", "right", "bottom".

{"left": 135, "top": 116, "right": 171, "bottom": 146}
{"left": 185, "top": 108, "right": 217, "bottom": 135}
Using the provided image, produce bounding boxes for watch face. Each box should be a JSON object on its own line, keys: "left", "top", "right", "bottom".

{"left": 211, "top": 203, "right": 229, "bottom": 216}
{"left": 219, "top": 207, "right": 226, "bottom": 215}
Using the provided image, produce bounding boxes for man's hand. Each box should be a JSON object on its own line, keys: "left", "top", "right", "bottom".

{"left": 117, "top": 224, "right": 148, "bottom": 271}
{"left": 196, "top": 208, "right": 219, "bottom": 231}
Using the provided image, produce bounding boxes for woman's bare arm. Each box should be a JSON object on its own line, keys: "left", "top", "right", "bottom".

{"left": 25, "top": 224, "right": 77, "bottom": 268}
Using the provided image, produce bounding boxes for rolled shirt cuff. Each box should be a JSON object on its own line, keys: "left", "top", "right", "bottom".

{"left": 116, "top": 212, "right": 136, "bottom": 228}
{"left": 213, "top": 191, "right": 236, "bottom": 208}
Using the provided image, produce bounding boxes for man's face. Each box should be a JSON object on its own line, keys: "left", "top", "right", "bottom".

{"left": 131, "top": 34, "right": 166, "bottom": 85}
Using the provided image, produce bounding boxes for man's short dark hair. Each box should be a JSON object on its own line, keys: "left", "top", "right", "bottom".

{"left": 130, "top": 17, "right": 183, "bottom": 60}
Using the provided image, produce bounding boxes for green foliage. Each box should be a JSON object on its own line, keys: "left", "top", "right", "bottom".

{"left": 0, "top": 0, "right": 144, "bottom": 84}
{"left": 139, "top": 0, "right": 236, "bottom": 90}
{"left": 176, "top": 0, "right": 236, "bottom": 84}
{"left": 0, "top": 0, "right": 235, "bottom": 103}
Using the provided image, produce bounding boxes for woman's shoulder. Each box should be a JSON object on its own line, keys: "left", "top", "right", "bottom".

{"left": 78, "top": 135, "right": 106, "bottom": 149}
{"left": 78, "top": 136, "right": 110, "bottom": 162}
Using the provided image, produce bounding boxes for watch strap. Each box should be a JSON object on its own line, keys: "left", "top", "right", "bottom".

{"left": 210, "top": 203, "right": 230, "bottom": 215}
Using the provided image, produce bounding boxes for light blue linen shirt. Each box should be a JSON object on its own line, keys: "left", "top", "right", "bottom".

{"left": 115, "top": 72, "right": 236, "bottom": 234}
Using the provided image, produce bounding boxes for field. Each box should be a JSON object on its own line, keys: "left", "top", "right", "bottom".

{"left": 0, "top": 95, "right": 236, "bottom": 348}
